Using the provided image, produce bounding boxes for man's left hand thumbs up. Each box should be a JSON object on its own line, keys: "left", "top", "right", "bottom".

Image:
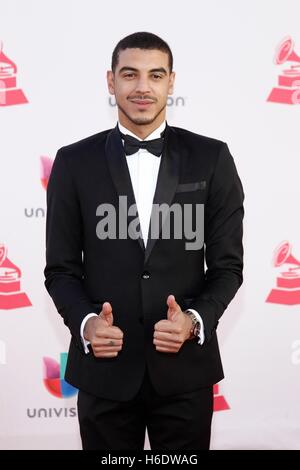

{"left": 167, "top": 295, "right": 180, "bottom": 322}
{"left": 153, "top": 295, "right": 193, "bottom": 353}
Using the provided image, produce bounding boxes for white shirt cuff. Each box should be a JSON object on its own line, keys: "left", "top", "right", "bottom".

{"left": 80, "top": 313, "right": 98, "bottom": 354}
{"left": 186, "top": 309, "right": 205, "bottom": 345}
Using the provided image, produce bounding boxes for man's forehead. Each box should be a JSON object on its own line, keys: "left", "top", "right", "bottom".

{"left": 116, "top": 48, "right": 169, "bottom": 69}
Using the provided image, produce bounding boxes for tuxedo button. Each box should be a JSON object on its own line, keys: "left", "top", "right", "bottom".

{"left": 142, "top": 271, "right": 150, "bottom": 280}
{"left": 139, "top": 316, "right": 144, "bottom": 324}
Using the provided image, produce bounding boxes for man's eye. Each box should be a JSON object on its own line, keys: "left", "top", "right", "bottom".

{"left": 152, "top": 74, "right": 162, "bottom": 79}
{"left": 124, "top": 73, "right": 135, "bottom": 78}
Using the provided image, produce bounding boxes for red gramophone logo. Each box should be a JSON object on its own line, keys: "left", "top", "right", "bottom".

{"left": 213, "top": 384, "right": 230, "bottom": 412}
{"left": 0, "top": 244, "right": 31, "bottom": 310}
{"left": 267, "top": 36, "right": 300, "bottom": 105}
{"left": 266, "top": 241, "right": 300, "bottom": 305}
{"left": 40, "top": 156, "right": 53, "bottom": 190}
{"left": 0, "top": 41, "right": 28, "bottom": 106}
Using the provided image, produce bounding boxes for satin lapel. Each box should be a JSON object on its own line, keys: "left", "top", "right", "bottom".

{"left": 144, "top": 126, "right": 181, "bottom": 264}
{"left": 105, "top": 125, "right": 145, "bottom": 252}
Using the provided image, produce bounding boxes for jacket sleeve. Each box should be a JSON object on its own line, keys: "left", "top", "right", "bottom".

{"left": 44, "top": 148, "right": 100, "bottom": 349}
{"left": 190, "top": 142, "right": 244, "bottom": 343}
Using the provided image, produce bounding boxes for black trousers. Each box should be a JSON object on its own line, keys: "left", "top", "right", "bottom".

{"left": 77, "top": 367, "right": 213, "bottom": 451}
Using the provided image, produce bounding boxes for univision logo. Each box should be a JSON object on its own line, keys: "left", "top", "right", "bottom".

{"left": 108, "top": 96, "right": 186, "bottom": 107}
{"left": 27, "top": 407, "right": 77, "bottom": 418}
{"left": 43, "top": 352, "right": 77, "bottom": 398}
{"left": 24, "top": 156, "right": 53, "bottom": 219}
{"left": 40, "top": 156, "right": 53, "bottom": 190}
{"left": 26, "top": 353, "right": 77, "bottom": 419}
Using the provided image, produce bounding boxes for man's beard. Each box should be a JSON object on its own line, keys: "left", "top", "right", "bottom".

{"left": 117, "top": 101, "right": 166, "bottom": 126}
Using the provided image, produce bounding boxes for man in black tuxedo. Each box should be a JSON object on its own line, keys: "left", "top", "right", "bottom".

{"left": 44, "top": 32, "right": 244, "bottom": 450}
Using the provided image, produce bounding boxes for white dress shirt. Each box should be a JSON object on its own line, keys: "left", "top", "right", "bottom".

{"left": 80, "top": 121, "right": 204, "bottom": 351}
{"left": 120, "top": 121, "right": 163, "bottom": 246}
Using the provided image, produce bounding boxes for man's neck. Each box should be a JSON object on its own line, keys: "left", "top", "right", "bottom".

{"left": 119, "top": 120, "right": 166, "bottom": 142}
{"left": 118, "top": 115, "right": 166, "bottom": 140}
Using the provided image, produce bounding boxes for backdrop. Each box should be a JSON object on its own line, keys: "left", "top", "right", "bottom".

{"left": 1, "top": 0, "right": 299, "bottom": 450}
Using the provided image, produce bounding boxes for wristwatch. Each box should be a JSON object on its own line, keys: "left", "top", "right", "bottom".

{"left": 184, "top": 310, "right": 201, "bottom": 339}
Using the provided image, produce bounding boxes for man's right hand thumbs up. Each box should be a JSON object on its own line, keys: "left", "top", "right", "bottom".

{"left": 83, "top": 302, "right": 123, "bottom": 358}
{"left": 100, "top": 302, "right": 114, "bottom": 326}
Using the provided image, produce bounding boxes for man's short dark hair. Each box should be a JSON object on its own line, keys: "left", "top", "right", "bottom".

{"left": 111, "top": 32, "right": 173, "bottom": 73}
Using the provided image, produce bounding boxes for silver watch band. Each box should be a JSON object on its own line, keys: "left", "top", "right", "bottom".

{"left": 184, "top": 310, "right": 200, "bottom": 337}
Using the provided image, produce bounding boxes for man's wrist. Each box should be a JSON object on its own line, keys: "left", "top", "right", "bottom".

{"left": 82, "top": 315, "right": 98, "bottom": 341}
{"left": 183, "top": 310, "right": 199, "bottom": 340}
{"left": 80, "top": 313, "right": 98, "bottom": 354}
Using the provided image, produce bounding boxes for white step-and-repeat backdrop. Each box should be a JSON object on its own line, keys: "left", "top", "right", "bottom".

{"left": 1, "top": 0, "right": 300, "bottom": 449}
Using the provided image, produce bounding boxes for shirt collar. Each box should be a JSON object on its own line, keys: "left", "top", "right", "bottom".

{"left": 118, "top": 121, "right": 166, "bottom": 141}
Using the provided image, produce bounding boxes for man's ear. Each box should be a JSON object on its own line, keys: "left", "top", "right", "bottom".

{"left": 107, "top": 70, "right": 115, "bottom": 95}
{"left": 168, "top": 71, "right": 175, "bottom": 95}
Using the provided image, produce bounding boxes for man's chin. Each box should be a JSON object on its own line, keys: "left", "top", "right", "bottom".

{"left": 128, "top": 114, "right": 157, "bottom": 126}
{"left": 118, "top": 102, "right": 166, "bottom": 127}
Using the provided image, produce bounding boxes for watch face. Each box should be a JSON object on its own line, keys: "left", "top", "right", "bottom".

{"left": 193, "top": 323, "right": 200, "bottom": 337}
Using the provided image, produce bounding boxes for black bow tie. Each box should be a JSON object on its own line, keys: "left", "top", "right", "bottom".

{"left": 121, "top": 133, "right": 164, "bottom": 157}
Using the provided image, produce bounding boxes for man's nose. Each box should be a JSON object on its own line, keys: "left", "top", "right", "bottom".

{"left": 135, "top": 76, "right": 151, "bottom": 94}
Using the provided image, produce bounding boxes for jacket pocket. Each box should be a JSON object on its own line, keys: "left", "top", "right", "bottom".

{"left": 175, "top": 181, "right": 206, "bottom": 193}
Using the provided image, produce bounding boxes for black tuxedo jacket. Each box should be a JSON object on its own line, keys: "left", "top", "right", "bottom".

{"left": 44, "top": 124, "right": 244, "bottom": 401}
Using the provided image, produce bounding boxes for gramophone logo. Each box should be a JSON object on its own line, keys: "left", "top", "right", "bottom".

{"left": 267, "top": 36, "right": 300, "bottom": 105}
{"left": 40, "top": 156, "right": 53, "bottom": 190}
{"left": 0, "top": 244, "right": 31, "bottom": 310}
{"left": 213, "top": 384, "right": 230, "bottom": 412}
{"left": 266, "top": 241, "right": 300, "bottom": 305}
{"left": 0, "top": 41, "right": 28, "bottom": 106}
